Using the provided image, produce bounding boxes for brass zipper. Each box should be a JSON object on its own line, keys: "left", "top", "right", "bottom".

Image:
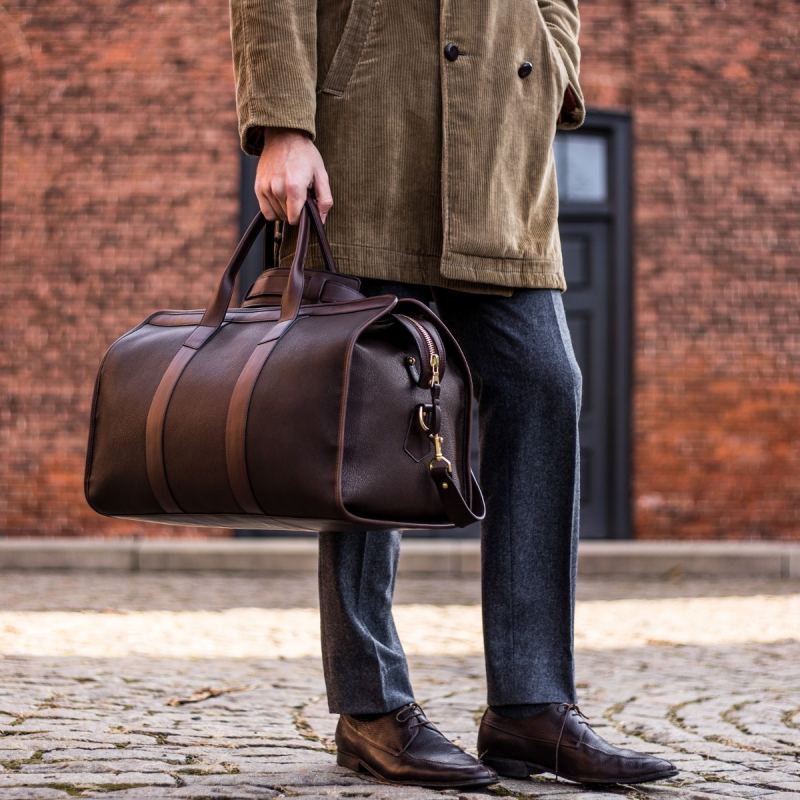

{"left": 400, "top": 314, "right": 453, "bottom": 474}
{"left": 399, "top": 314, "right": 440, "bottom": 387}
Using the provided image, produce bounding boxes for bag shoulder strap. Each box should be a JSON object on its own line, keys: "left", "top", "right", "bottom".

{"left": 430, "top": 463, "right": 485, "bottom": 527}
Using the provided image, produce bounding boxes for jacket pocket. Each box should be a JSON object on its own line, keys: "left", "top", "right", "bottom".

{"left": 320, "top": 0, "right": 379, "bottom": 96}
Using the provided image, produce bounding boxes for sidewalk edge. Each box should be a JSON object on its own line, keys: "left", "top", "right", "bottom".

{"left": 0, "top": 539, "right": 798, "bottom": 578}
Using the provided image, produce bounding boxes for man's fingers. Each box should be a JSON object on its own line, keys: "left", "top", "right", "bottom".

{"left": 268, "top": 175, "right": 309, "bottom": 224}
{"left": 256, "top": 183, "right": 284, "bottom": 222}
{"left": 284, "top": 178, "right": 310, "bottom": 226}
{"left": 266, "top": 177, "right": 289, "bottom": 221}
{"left": 260, "top": 170, "right": 330, "bottom": 225}
{"left": 313, "top": 167, "right": 334, "bottom": 223}
{"left": 257, "top": 197, "right": 277, "bottom": 222}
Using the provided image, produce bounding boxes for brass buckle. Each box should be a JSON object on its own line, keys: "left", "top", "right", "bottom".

{"left": 429, "top": 433, "right": 453, "bottom": 474}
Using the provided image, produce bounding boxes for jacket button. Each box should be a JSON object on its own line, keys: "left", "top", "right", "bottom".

{"left": 518, "top": 61, "right": 533, "bottom": 78}
{"left": 444, "top": 43, "right": 460, "bottom": 61}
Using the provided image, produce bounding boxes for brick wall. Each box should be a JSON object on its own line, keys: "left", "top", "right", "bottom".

{"left": 578, "top": 0, "right": 799, "bottom": 540}
{"left": 0, "top": 1, "right": 239, "bottom": 536}
{"left": 627, "top": 0, "right": 800, "bottom": 539}
{"left": 0, "top": 1, "right": 797, "bottom": 538}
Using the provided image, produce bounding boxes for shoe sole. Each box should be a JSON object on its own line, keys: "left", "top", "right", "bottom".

{"left": 481, "top": 755, "right": 679, "bottom": 785}
{"left": 337, "top": 749, "right": 499, "bottom": 789}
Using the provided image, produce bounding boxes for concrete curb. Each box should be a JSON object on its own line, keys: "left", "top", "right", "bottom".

{"left": 0, "top": 538, "right": 798, "bottom": 578}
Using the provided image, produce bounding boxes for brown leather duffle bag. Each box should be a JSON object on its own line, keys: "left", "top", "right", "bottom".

{"left": 84, "top": 199, "right": 485, "bottom": 531}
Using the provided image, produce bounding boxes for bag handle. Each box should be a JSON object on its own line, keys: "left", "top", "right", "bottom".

{"left": 184, "top": 198, "right": 336, "bottom": 349}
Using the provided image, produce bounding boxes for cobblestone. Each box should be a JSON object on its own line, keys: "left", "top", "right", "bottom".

{"left": 0, "top": 572, "right": 798, "bottom": 798}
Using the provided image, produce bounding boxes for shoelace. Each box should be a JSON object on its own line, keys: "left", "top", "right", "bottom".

{"left": 395, "top": 703, "right": 437, "bottom": 755}
{"left": 553, "top": 702, "right": 589, "bottom": 779}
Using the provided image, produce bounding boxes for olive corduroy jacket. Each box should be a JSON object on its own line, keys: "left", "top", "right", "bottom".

{"left": 229, "top": 0, "right": 586, "bottom": 294}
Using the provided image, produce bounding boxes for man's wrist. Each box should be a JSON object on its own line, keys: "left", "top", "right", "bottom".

{"left": 246, "top": 126, "right": 312, "bottom": 155}
{"left": 263, "top": 126, "right": 312, "bottom": 142}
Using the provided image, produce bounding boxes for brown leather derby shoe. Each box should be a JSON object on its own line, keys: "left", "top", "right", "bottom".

{"left": 478, "top": 703, "right": 678, "bottom": 785}
{"left": 336, "top": 702, "right": 499, "bottom": 788}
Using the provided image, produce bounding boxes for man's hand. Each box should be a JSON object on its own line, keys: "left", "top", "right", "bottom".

{"left": 255, "top": 127, "right": 333, "bottom": 225}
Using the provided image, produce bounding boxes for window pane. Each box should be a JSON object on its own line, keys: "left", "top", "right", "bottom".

{"left": 554, "top": 134, "right": 608, "bottom": 203}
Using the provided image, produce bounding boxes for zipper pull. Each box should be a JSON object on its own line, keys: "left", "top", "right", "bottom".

{"left": 429, "top": 353, "right": 440, "bottom": 387}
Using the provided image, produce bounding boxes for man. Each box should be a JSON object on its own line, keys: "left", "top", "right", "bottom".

{"left": 229, "top": 0, "right": 678, "bottom": 789}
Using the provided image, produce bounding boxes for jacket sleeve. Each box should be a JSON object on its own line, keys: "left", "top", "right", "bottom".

{"left": 537, "top": 0, "right": 586, "bottom": 130}
{"left": 229, "top": 0, "right": 318, "bottom": 156}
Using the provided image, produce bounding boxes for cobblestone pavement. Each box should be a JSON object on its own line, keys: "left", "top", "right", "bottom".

{"left": 0, "top": 571, "right": 798, "bottom": 799}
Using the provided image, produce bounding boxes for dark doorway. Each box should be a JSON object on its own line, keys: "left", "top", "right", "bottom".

{"left": 235, "top": 110, "right": 632, "bottom": 539}
{"left": 556, "top": 111, "right": 633, "bottom": 539}
{"left": 238, "top": 155, "right": 270, "bottom": 303}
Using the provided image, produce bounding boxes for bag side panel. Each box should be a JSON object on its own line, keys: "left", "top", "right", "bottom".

{"left": 163, "top": 320, "right": 269, "bottom": 514}
{"left": 340, "top": 323, "right": 468, "bottom": 522}
{"left": 246, "top": 308, "right": 385, "bottom": 519}
{"left": 86, "top": 324, "right": 190, "bottom": 516}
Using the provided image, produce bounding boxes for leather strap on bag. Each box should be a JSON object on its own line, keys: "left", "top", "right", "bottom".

{"left": 145, "top": 199, "right": 330, "bottom": 513}
{"left": 225, "top": 200, "right": 343, "bottom": 513}
{"left": 430, "top": 462, "right": 485, "bottom": 527}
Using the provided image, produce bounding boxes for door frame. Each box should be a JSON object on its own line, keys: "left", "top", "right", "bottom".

{"left": 557, "top": 110, "right": 633, "bottom": 540}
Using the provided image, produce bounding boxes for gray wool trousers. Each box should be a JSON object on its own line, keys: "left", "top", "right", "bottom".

{"left": 318, "top": 278, "right": 582, "bottom": 714}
